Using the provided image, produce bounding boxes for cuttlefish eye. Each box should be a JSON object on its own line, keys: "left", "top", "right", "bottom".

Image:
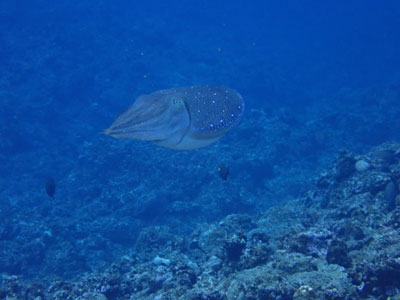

{"left": 171, "top": 97, "right": 184, "bottom": 107}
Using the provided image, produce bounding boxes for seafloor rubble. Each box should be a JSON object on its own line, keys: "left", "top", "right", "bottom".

{"left": 1, "top": 143, "right": 400, "bottom": 299}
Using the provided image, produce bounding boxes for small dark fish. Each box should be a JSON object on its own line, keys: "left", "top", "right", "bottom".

{"left": 373, "top": 150, "right": 396, "bottom": 165}
{"left": 384, "top": 178, "right": 399, "bottom": 211}
{"left": 217, "top": 164, "right": 229, "bottom": 181}
{"left": 45, "top": 177, "right": 56, "bottom": 198}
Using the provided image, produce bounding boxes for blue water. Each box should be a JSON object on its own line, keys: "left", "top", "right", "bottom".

{"left": 0, "top": 0, "right": 399, "bottom": 282}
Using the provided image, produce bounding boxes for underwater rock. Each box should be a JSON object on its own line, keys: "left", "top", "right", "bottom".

{"left": 0, "top": 243, "right": 23, "bottom": 274}
{"left": 336, "top": 221, "right": 365, "bottom": 241}
{"left": 335, "top": 151, "right": 356, "bottom": 181}
{"left": 246, "top": 228, "right": 270, "bottom": 244}
{"left": 355, "top": 159, "right": 370, "bottom": 172}
{"left": 224, "top": 234, "right": 246, "bottom": 261}
{"left": 326, "top": 240, "right": 351, "bottom": 268}
{"left": 81, "top": 293, "right": 108, "bottom": 300}
{"left": 173, "top": 262, "right": 198, "bottom": 288}
{"left": 24, "top": 283, "right": 46, "bottom": 300}
{"left": 240, "top": 242, "right": 272, "bottom": 268}
{"left": 293, "top": 285, "right": 315, "bottom": 299}
{"left": 291, "top": 229, "right": 332, "bottom": 258}
{"left": 388, "top": 208, "right": 400, "bottom": 229}
{"left": 0, "top": 276, "right": 23, "bottom": 299}
{"left": 134, "top": 226, "right": 183, "bottom": 259}
{"left": 204, "top": 255, "right": 223, "bottom": 273}
{"left": 274, "top": 252, "right": 318, "bottom": 274}
{"left": 153, "top": 256, "right": 171, "bottom": 266}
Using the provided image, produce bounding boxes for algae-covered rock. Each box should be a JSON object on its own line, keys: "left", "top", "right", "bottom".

{"left": 82, "top": 292, "right": 108, "bottom": 300}
{"left": 355, "top": 160, "right": 370, "bottom": 172}
{"left": 335, "top": 151, "right": 356, "bottom": 181}
{"left": 326, "top": 240, "right": 351, "bottom": 268}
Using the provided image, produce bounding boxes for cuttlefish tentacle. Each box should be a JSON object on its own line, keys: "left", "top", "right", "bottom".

{"left": 105, "top": 93, "right": 190, "bottom": 142}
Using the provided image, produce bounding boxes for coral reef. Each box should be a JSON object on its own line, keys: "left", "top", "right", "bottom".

{"left": 1, "top": 142, "right": 400, "bottom": 299}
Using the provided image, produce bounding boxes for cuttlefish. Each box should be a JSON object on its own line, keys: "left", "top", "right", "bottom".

{"left": 104, "top": 85, "right": 244, "bottom": 150}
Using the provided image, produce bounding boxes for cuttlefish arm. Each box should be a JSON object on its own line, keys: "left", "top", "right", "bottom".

{"left": 104, "top": 92, "right": 190, "bottom": 142}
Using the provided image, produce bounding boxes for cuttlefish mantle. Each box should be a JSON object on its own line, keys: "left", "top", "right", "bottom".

{"left": 104, "top": 85, "right": 244, "bottom": 150}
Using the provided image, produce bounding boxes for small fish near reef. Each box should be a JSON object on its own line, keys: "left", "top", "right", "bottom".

{"left": 45, "top": 177, "right": 56, "bottom": 198}
{"left": 385, "top": 177, "right": 399, "bottom": 211}
{"left": 104, "top": 85, "right": 244, "bottom": 150}
{"left": 218, "top": 163, "right": 229, "bottom": 180}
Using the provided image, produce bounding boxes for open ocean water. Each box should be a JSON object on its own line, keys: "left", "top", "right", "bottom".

{"left": 1, "top": 1, "right": 400, "bottom": 299}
